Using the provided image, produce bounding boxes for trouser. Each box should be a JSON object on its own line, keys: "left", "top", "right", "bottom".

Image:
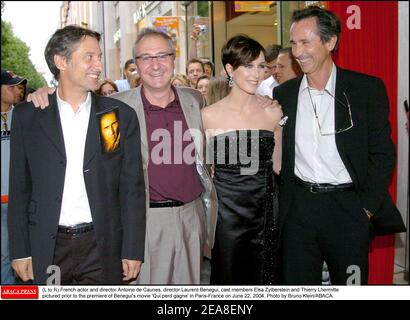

{"left": 52, "top": 228, "right": 103, "bottom": 285}
{"left": 135, "top": 198, "right": 206, "bottom": 284}
{"left": 281, "top": 184, "right": 371, "bottom": 285}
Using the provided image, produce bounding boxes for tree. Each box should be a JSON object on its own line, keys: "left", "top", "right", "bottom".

{"left": 1, "top": 20, "right": 47, "bottom": 89}
{"left": 197, "top": 1, "right": 209, "bottom": 17}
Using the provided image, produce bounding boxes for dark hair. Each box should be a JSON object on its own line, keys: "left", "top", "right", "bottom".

{"left": 195, "top": 75, "right": 209, "bottom": 89}
{"left": 201, "top": 59, "right": 215, "bottom": 73}
{"left": 186, "top": 59, "right": 204, "bottom": 73}
{"left": 134, "top": 28, "right": 176, "bottom": 58}
{"left": 292, "top": 6, "right": 341, "bottom": 52}
{"left": 278, "top": 47, "right": 303, "bottom": 76}
{"left": 122, "top": 59, "right": 136, "bottom": 79}
{"left": 27, "top": 87, "right": 36, "bottom": 95}
{"left": 222, "top": 34, "right": 265, "bottom": 71}
{"left": 95, "top": 79, "right": 118, "bottom": 96}
{"left": 124, "top": 59, "right": 135, "bottom": 70}
{"left": 265, "top": 44, "right": 282, "bottom": 62}
{"left": 44, "top": 25, "right": 101, "bottom": 80}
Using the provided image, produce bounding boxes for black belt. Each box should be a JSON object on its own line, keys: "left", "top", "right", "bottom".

{"left": 149, "top": 200, "right": 185, "bottom": 208}
{"left": 57, "top": 223, "right": 94, "bottom": 234}
{"left": 294, "top": 176, "right": 354, "bottom": 193}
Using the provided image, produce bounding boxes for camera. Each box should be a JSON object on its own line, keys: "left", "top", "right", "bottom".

{"left": 199, "top": 24, "right": 207, "bottom": 34}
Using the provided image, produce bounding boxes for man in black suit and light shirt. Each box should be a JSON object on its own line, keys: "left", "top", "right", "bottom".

{"left": 8, "top": 25, "right": 146, "bottom": 285}
{"left": 273, "top": 6, "right": 405, "bottom": 285}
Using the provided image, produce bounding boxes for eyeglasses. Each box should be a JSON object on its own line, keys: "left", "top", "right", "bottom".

{"left": 135, "top": 53, "right": 174, "bottom": 65}
{"left": 307, "top": 87, "right": 353, "bottom": 136}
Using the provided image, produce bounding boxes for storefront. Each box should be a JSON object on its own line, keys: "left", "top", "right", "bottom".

{"left": 129, "top": 1, "right": 326, "bottom": 76}
{"left": 133, "top": 1, "right": 186, "bottom": 73}
{"left": 182, "top": 1, "right": 325, "bottom": 75}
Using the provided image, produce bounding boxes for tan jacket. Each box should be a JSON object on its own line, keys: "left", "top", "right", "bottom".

{"left": 113, "top": 86, "right": 218, "bottom": 257}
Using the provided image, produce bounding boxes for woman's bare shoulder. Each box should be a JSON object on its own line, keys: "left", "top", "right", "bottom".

{"left": 202, "top": 99, "right": 225, "bottom": 118}
{"left": 201, "top": 100, "right": 226, "bottom": 130}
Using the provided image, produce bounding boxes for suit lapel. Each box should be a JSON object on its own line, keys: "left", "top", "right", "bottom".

{"left": 284, "top": 78, "right": 302, "bottom": 174}
{"left": 334, "top": 68, "right": 358, "bottom": 183}
{"left": 334, "top": 68, "right": 351, "bottom": 139}
{"left": 334, "top": 68, "right": 351, "bottom": 161}
{"left": 83, "top": 93, "right": 100, "bottom": 168}
{"left": 38, "top": 93, "right": 66, "bottom": 159}
{"left": 132, "top": 87, "right": 149, "bottom": 163}
{"left": 177, "top": 89, "right": 203, "bottom": 161}
{"left": 178, "top": 89, "right": 196, "bottom": 128}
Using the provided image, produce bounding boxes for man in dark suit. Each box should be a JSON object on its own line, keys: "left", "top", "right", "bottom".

{"left": 8, "top": 25, "right": 146, "bottom": 285}
{"left": 27, "top": 28, "right": 219, "bottom": 285}
{"left": 273, "top": 6, "right": 405, "bottom": 285}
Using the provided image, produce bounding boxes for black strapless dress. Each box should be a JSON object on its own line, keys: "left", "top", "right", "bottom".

{"left": 210, "top": 130, "right": 279, "bottom": 285}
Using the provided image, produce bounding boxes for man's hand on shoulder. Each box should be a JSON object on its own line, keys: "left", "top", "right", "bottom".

{"left": 27, "top": 87, "right": 55, "bottom": 109}
{"left": 256, "top": 95, "right": 282, "bottom": 111}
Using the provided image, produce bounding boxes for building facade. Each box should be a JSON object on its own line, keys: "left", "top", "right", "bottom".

{"left": 59, "top": 1, "right": 320, "bottom": 79}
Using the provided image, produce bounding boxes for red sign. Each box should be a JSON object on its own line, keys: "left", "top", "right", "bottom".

{"left": 1, "top": 286, "right": 39, "bottom": 299}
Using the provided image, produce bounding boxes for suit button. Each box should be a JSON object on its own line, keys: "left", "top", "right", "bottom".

{"left": 50, "top": 234, "right": 56, "bottom": 239}
{"left": 55, "top": 196, "right": 62, "bottom": 202}
{"left": 59, "top": 161, "right": 65, "bottom": 166}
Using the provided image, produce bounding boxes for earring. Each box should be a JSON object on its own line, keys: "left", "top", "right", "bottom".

{"left": 228, "top": 75, "right": 234, "bottom": 87}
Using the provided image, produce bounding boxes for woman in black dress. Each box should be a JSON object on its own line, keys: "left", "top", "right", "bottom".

{"left": 201, "top": 34, "right": 283, "bottom": 284}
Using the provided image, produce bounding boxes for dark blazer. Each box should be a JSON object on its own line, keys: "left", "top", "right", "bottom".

{"left": 273, "top": 67, "right": 405, "bottom": 236}
{"left": 8, "top": 92, "right": 146, "bottom": 284}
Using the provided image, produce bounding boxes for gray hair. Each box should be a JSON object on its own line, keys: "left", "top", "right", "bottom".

{"left": 133, "top": 28, "right": 176, "bottom": 58}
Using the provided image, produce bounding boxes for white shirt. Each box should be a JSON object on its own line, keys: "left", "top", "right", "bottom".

{"left": 256, "top": 75, "right": 279, "bottom": 98}
{"left": 115, "top": 79, "right": 130, "bottom": 92}
{"left": 294, "top": 64, "right": 352, "bottom": 184}
{"left": 57, "top": 89, "right": 93, "bottom": 226}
